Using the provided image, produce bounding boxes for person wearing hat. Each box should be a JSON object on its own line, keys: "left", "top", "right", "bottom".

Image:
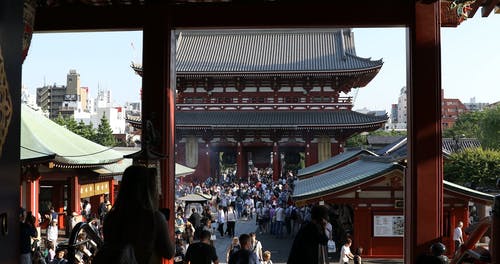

{"left": 287, "top": 205, "right": 329, "bottom": 264}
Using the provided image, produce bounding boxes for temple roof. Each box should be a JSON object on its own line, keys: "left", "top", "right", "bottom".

{"left": 175, "top": 110, "right": 387, "bottom": 129}
{"left": 21, "top": 104, "right": 123, "bottom": 168}
{"left": 297, "top": 149, "right": 378, "bottom": 178}
{"left": 292, "top": 156, "right": 494, "bottom": 203}
{"left": 375, "top": 137, "right": 482, "bottom": 158}
{"left": 176, "top": 29, "right": 382, "bottom": 74}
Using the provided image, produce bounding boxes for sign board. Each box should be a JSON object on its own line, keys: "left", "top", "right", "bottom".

{"left": 373, "top": 215, "right": 404, "bottom": 237}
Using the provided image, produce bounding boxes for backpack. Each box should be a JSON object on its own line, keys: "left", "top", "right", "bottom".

{"left": 290, "top": 208, "right": 298, "bottom": 220}
{"left": 92, "top": 243, "right": 138, "bottom": 264}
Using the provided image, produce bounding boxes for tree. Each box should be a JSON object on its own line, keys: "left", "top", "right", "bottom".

{"left": 444, "top": 148, "right": 500, "bottom": 189}
{"left": 478, "top": 105, "right": 500, "bottom": 150}
{"left": 95, "top": 113, "right": 116, "bottom": 147}
{"left": 75, "top": 120, "right": 96, "bottom": 141}
{"left": 443, "top": 111, "right": 484, "bottom": 139}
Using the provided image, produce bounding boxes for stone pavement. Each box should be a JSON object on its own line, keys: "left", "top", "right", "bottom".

{"left": 213, "top": 217, "right": 403, "bottom": 264}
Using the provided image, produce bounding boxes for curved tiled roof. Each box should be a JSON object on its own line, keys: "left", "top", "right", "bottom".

{"left": 176, "top": 110, "right": 387, "bottom": 128}
{"left": 21, "top": 104, "right": 123, "bottom": 167}
{"left": 176, "top": 29, "right": 383, "bottom": 74}
{"left": 297, "top": 149, "right": 378, "bottom": 178}
{"left": 293, "top": 156, "right": 494, "bottom": 203}
{"left": 293, "top": 157, "right": 403, "bottom": 200}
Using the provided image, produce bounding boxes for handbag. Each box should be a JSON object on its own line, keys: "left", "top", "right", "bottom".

{"left": 327, "top": 240, "right": 336, "bottom": 253}
{"left": 210, "top": 234, "right": 217, "bottom": 241}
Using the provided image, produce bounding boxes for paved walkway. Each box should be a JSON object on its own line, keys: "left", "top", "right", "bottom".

{"left": 212, "top": 218, "right": 403, "bottom": 264}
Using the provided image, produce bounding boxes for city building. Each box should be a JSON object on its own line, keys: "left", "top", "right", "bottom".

{"left": 464, "top": 97, "right": 489, "bottom": 112}
{"left": 36, "top": 69, "right": 90, "bottom": 118}
{"left": 129, "top": 29, "right": 388, "bottom": 181}
{"left": 442, "top": 91, "right": 468, "bottom": 130}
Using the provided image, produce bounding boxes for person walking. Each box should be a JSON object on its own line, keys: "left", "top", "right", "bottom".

{"left": 453, "top": 221, "right": 464, "bottom": 252}
{"left": 96, "top": 165, "right": 175, "bottom": 264}
{"left": 228, "top": 233, "right": 261, "bottom": 264}
{"left": 226, "top": 205, "right": 238, "bottom": 238}
{"left": 339, "top": 238, "right": 354, "bottom": 264}
{"left": 20, "top": 208, "right": 37, "bottom": 264}
{"left": 184, "top": 230, "right": 219, "bottom": 264}
{"left": 216, "top": 205, "right": 226, "bottom": 238}
{"left": 287, "top": 205, "right": 329, "bottom": 264}
{"left": 249, "top": 232, "right": 263, "bottom": 262}
{"left": 226, "top": 237, "right": 241, "bottom": 263}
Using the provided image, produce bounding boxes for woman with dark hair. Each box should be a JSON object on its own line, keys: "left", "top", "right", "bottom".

{"left": 287, "top": 205, "right": 329, "bottom": 264}
{"left": 97, "top": 165, "right": 175, "bottom": 264}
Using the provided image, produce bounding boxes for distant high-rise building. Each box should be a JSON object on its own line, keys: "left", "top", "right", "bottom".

{"left": 36, "top": 69, "right": 90, "bottom": 118}
{"left": 464, "top": 97, "right": 489, "bottom": 112}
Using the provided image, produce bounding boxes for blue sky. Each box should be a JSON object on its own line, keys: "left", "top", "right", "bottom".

{"left": 22, "top": 15, "right": 500, "bottom": 112}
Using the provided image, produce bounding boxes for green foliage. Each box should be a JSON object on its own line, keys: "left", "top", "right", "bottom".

{"left": 95, "top": 113, "right": 116, "bottom": 147}
{"left": 444, "top": 148, "right": 500, "bottom": 188}
{"left": 443, "top": 106, "right": 499, "bottom": 150}
{"left": 478, "top": 105, "right": 500, "bottom": 150}
{"left": 443, "top": 111, "right": 484, "bottom": 139}
{"left": 346, "top": 133, "right": 368, "bottom": 148}
{"left": 75, "top": 120, "right": 97, "bottom": 141}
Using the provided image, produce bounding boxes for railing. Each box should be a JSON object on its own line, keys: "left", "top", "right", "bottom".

{"left": 176, "top": 102, "right": 353, "bottom": 111}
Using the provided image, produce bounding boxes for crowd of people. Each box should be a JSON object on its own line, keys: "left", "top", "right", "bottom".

{"left": 20, "top": 165, "right": 368, "bottom": 264}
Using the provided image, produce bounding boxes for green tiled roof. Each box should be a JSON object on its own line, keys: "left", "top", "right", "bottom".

{"left": 293, "top": 156, "right": 403, "bottom": 200}
{"left": 444, "top": 180, "right": 494, "bottom": 202}
{"left": 21, "top": 104, "right": 123, "bottom": 167}
{"left": 297, "top": 149, "right": 377, "bottom": 178}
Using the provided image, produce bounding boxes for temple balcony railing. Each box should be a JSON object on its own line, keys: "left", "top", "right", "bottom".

{"left": 176, "top": 102, "right": 353, "bottom": 111}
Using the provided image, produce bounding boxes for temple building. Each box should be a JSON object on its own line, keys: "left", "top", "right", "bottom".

{"left": 130, "top": 29, "right": 388, "bottom": 181}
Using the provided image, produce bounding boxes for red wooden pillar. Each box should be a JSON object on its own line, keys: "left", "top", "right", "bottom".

{"left": 272, "top": 142, "right": 280, "bottom": 181}
{"left": 52, "top": 183, "right": 65, "bottom": 228}
{"left": 142, "top": 3, "right": 175, "bottom": 263}
{"left": 26, "top": 179, "right": 39, "bottom": 225}
{"left": 70, "top": 176, "right": 80, "bottom": 217}
{"left": 108, "top": 179, "right": 115, "bottom": 205}
{"left": 237, "top": 142, "right": 245, "bottom": 179}
{"left": 405, "top": 1, "right": 443, "bottom": 262}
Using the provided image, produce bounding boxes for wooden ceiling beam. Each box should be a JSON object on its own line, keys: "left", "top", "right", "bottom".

{"left": 35, "top": 0, "right": 412, "bottom": 32}
{"left": 481, "top": 0, "right": 500, "bottom": 17}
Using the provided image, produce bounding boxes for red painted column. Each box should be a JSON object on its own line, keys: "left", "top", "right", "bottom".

{"left": 237, "top": 142, "right": 245, "bottom": 179}
{"left": 109, "top": 179, "right": 115, "bottom": 205}
{"left": 70, "top": 176, "right": 80, "bottom": 217}
{"left": 305, "top": 140, "right": 312, "bottom": 167}
{"left": 26, "top": 179, "right": 39, "bottom": 225}
{"left": 272, "top": 142, "right": 279, "bottom": 181}
{"left": 405, "top": 1, "right": 443, "bottom": 262}
{"left": 142, "top": 4, "right": 175, "bottom": 263}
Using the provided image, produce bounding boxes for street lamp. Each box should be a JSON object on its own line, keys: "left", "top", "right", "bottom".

{"left": 453, "top": 133, "right": 466, "bottom": 153}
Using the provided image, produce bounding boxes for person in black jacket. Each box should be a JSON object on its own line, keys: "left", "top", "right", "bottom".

{"left": 20, "top": 208, "right": 37, "bottom": 264}
{"left": 287, "top": 205, "right": 329, "bottom": 264}
{"left": 184, "top": 230, "right": 219, "bottom": 264}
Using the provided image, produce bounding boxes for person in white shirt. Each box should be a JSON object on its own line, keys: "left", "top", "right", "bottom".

{"left": 226, "top": 205, "right": 237, "bottom": 238}
{"left": 339, "top": 238, "right": 354, "bottom": 264}
{"left": 274, "top": 205, "right": 285, "bottom": 238}
{"left": 47, "top": 219, "right": 59, "bottom": 248}
{"left": 217, "top": 205, "right": 226, "bottom": 237}
{"left": 249, "top": 232, "right": 263, "bottom": 262}
{"left": 453, "top": 221, "right": 464, "bottom": 251}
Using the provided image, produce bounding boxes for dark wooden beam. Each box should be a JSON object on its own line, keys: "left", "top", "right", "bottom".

{"left": 34, "top": 5, "right": 146, "bottom": 32}
{"left": 35, "top": 1, "right": 412, "bottom": 32}
{"left": 481, "top": 0, "right": 500, "bottom": 17}
{"left": 172, "top": 1, "right": 411, "bottom": 28}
